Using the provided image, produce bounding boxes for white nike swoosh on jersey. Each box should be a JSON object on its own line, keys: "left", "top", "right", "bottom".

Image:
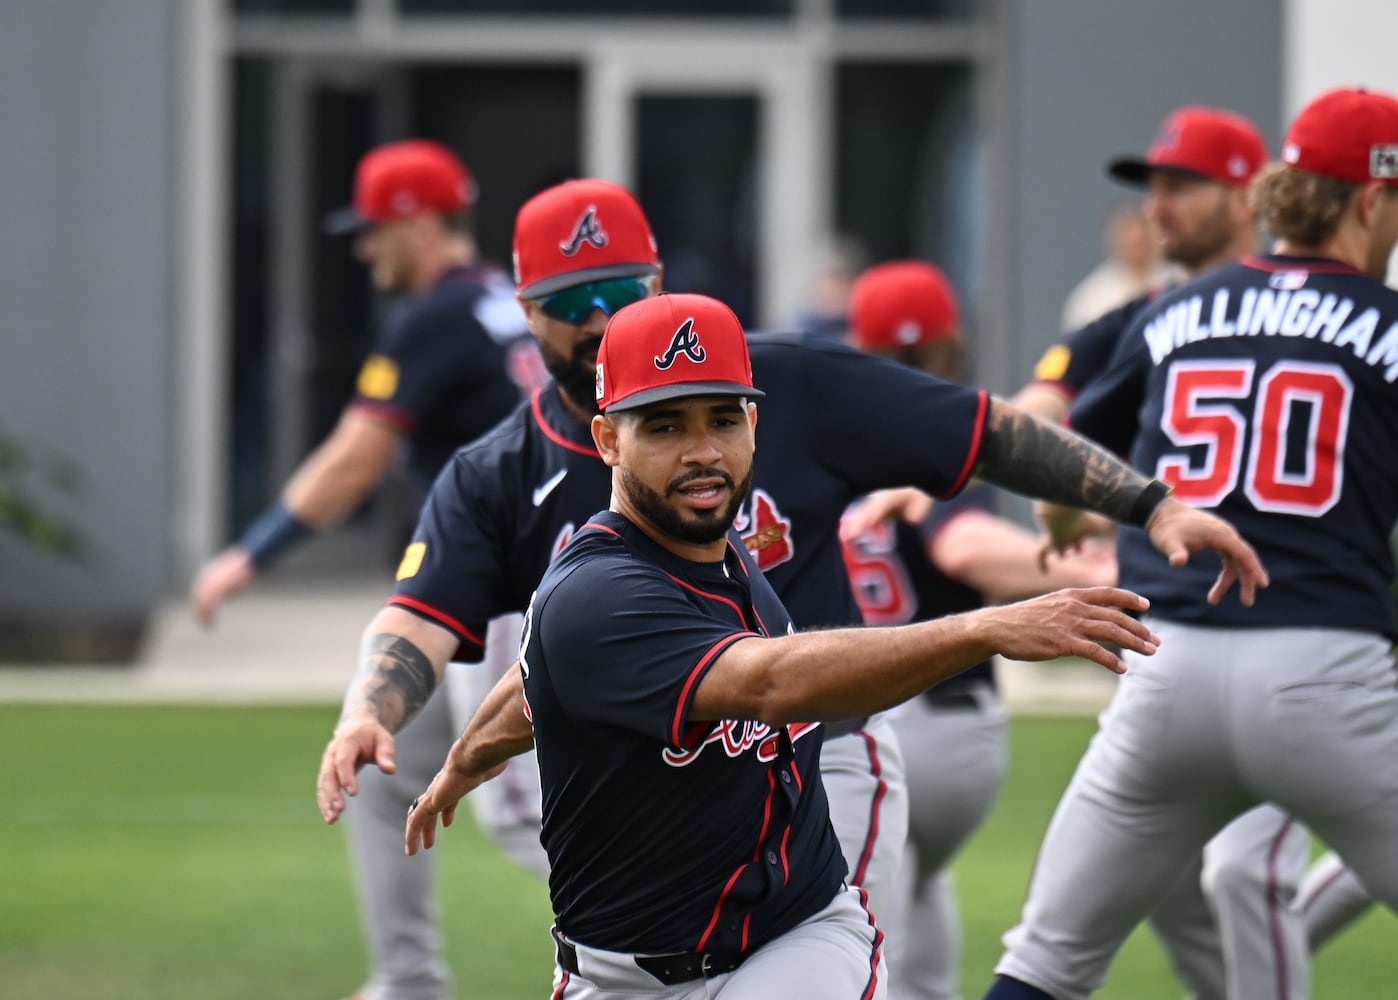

{"left": 532, "top": 468, "right": 568, "bottom": 506}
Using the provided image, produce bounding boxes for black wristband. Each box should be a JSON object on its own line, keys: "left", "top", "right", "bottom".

{"left": 1127, "top": 479, "right": 1173, "bottom": 527}
{"left": 241, "top": 501, "right": 313, "bottom": 569}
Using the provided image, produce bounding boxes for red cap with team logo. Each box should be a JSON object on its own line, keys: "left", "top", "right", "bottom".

{"left": 513, "top": 179, "right": 663, "bottom": 298}
{"left": 1108, "top": 106, "right": 1268, "bottom": 187}
{"left": 595, "top": 293, "right": 764, "bottom": 413}
{"left": 1282, "top": 86, "right": 1398, "bottom": 186}
{"left": 848, "top": 260, "right": 960, "bottom": 350}
{"left": 323, "top": 140, "right": 476, "bottom": 234}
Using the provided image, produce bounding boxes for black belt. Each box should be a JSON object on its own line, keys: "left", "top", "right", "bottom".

{"left": 552, "top": 928, "right": 747, "bottom": 985}
{"left": 924, "top": 688, "right": 981, "bottom": 710}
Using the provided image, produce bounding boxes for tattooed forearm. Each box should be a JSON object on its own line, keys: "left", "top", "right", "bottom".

{"left": 344, "top": 633, "right": 438, "bottom": 733}
{"left": 975, "top": 397, "right": 1152, "bottom": 521}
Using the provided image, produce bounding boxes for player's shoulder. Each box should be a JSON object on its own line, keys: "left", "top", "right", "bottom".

{"left": 402, "top": 265, "right": 527, "bottom": 343}
{"left": 538, "top": 516, "right": 658, "bottom": 601}
{"left": 439, "top": 396, "right": 535, "bottom": 475}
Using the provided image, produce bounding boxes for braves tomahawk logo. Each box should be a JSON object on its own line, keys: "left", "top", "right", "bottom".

{"left": 654, "top": 318, "right": 707, "bottom": 370}
{"left": 733, "top": 488, "right": 794, "bottom": 571}
{"left": 560, "top": 207, "right": 608, "bottom": 255}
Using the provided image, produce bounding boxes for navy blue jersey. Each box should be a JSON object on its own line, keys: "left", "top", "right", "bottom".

{"left": 1071, "top": 254, "right": 1398, "bottom": 636}
{"left": 1028, "top": 293, "right": 1157, "bottom": 404}
{"left": 842, "top": 484, "right": 997, "bottom": 694}
{"left": 520, "top": 510, "right": 845, "bottom": 953}
{"left": 349, "top": 264, "right": 540, "bottom": 492}
{"left": 736, "top": 333, "right": 987, "bottom": 628}
{"left": 391, "top": 335, "right": 987, "bottom": 659}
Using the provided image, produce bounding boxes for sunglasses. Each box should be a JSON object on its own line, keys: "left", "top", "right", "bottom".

{"left": 534, "top": 277, "right": 649, "bottom": 325}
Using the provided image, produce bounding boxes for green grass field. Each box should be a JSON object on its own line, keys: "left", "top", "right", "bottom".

{"left": 1, "top": 704, "right": 1392, "bottom": 998}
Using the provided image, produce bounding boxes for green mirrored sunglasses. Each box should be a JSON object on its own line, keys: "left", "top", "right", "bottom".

{"left": 534, "top": 277, "right": 650, "bottom": 325}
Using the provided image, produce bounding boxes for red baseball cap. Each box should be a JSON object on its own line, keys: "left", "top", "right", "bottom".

{"left": 595, "top": 293, "right": 764, "bottom": 413}
{"left": 848, "top": 260, "right": 960, "bottom": 350}
{"left": 1282, "top": 86, "right": 1398, "bottom": 186}
{"left": 513, "top": 179, "right": 662, "bottom": 299}
{"left": 324, "top": 140, "right": 476, "bottom": 234}
{"left": 1108, "top": 106, "right": 1268, "bottom": 187}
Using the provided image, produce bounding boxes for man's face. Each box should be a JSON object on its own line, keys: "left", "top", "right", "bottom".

{"left": 354, "top": 218, "right": 417, "bottom": 292}
{"left": 603, "top": 396, "right": 756, "bottom": 547}
{"left": 1144, "top": 171, "right": 1241, "bottom": 272}
{"left": 518, "top": 276, "right": 656, "bottom": 410}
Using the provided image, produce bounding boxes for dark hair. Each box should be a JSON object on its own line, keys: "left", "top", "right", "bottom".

{"left": 1249, "top": 163, "right": 1357, "bottom": 246}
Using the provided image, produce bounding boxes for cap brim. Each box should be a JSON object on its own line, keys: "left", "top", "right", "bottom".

{"left": 604, "top": 381, "right": 765, "bottom": 413}
{"left": 322, "top": 206, "right": 371, "bottom": 235}
{"left": 520, "top": 262, "right": 662, "bottom": 299}
{"left": 1106, "top": 157, "right": 1152, "bottom": 185}
{"left": 1107, "top": 158, "right": 1218, "bottom": 187}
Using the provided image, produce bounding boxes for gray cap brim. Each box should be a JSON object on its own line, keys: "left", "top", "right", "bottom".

{"left": 604, "top": 380, "right": 764, "bottom": 413}
{"left": 520, "top": 262, "right": 662, "bottom": 299}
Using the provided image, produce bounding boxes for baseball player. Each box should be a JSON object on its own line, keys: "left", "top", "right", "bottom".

{"left": 985, "top": 85, "right": 1398, "bottom": 1000}
{"left": 838, "top": 261, "right": 1116, "bottom": 1000}
{"left": 189, "top": 139, "right": 536, "bottom": 1000}
{"left": 401, "top": 291, "right": 1200, "bottom": 999}
{"left": 1027, "top": 107, "right": 1396, "bottom": 1000}
{"left": 316, "top": 175, "right": 1264, "bottom": 984}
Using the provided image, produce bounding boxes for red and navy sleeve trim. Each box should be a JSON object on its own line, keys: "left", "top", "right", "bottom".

{"left": 385, "top": 594, "right": 486, "bottom": 653}
{"left": 940, "top": 389, "right": 988, "bottom": 498}
{"left": 669, "top": 632, "right": 760, "bottom": 749}
{"left": 348, "top": 397, "right": 415, "bottom": 434}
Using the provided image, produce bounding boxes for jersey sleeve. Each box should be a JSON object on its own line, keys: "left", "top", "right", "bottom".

{"left": 386, "top": 451, "right": 508, "bottom": 661}
{"left": 1067, "top": 311, "right": 1154, "bottom": 455}
{"left": 530, "top": 561, "right": 760, "bottom": 750}
{"left": 786, "top": 341, "right": 988, "bottom": 498}
{"left": 349, "top": 292, "right": 497, "bottom": 434}
{"left": 1028, "top": 295, "right": 1150, "bottom": 401}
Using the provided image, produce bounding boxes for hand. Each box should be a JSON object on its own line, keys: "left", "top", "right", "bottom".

{"left": 1034, "top": 501, "right": 1117, "bottom": 571}
{"left": 189, "top": 547, "right": 256, "bottom": 628}
{"left": 984, "top": 586, "right": 1160, "bottom": 674}
{"left": 840, "top": 487, "right": 935, "bottom": 543}
{"left": 404, "top": 755, "right": 509, "bottom": 856}
{"left": 1144, "top": 497, "right": 1269, "bottom": 606}
{"left": 316, "top": 717, "right": 397, "bottom": 824}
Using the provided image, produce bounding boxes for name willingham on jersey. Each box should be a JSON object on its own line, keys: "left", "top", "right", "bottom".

{"left": 1141, "top": 279, "right": 1398, "bottom": 381}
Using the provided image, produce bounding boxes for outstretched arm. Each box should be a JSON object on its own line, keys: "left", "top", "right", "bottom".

{"left": 191, "top": 410, "right": 400, "bottom": 626}
{"left": 696, "top": 586, "right": 1158, "bottom": 727}
{"left": 974, "top": 397, "right": 1267, "bottom": 606}
{"left": 405, "top": 666, "right": 536, "bottom": 855}
{"left": 316, "top": 604, "right": 458, "bottom": 824}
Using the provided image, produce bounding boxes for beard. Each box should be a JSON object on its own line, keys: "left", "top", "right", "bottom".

{"left": 538, "top": 334, "right": 603, "bottom": 414}
{"left": 621, "top": 464, "right": 755, "bottom": 547}
{"left": 1162, "top": 199, "right": 1233, "bottom": 272}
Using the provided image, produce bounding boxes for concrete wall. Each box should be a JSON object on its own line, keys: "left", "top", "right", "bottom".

{"left": 1005, "top": 0, "right": 1283, "bottom": 396}
{"left": 0, "top": 0, "right": 174, "bottom": 628}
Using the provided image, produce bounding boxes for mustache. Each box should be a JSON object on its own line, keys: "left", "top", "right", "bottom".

{"left": 667, "top": 467, "right": 735, "bottom": 497}
{"left": 572, "top": 336, "right": 603, "bottom": 363}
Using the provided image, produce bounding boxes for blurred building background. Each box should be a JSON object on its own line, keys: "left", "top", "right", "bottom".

{"left": 0, "top": 0, "right": 1392, "bottom": 657}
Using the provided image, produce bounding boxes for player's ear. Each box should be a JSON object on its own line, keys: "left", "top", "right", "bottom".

{"left": 746, "top": 401, "right": 758, "bottom": 438}
{"left": 593, "top": 413, "right": 623, "bottom": 467}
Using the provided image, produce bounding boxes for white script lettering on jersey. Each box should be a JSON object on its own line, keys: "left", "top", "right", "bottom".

{"left": 1141, "top": 284, "right": 1398, "bottom": 381}
{"left": 662, "top": 719, "right": 821, "bottom": 768}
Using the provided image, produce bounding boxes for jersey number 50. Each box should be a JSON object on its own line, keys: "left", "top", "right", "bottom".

{"left": 1158, "top": 359, "right": 1352, "bottom": 516}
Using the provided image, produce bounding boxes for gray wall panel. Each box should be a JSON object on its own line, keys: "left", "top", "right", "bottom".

{"left": 0, "top": 0, "right": 174, "bottom": 623}
{"left": 1011, "top": 0, "right": 1282, "bottom": 394}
